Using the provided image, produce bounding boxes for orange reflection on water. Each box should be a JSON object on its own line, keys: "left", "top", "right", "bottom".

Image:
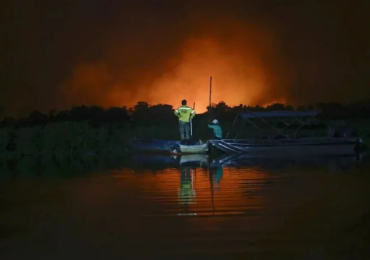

{"left": 109, "top": 166, "right": 272, "bottom": 217}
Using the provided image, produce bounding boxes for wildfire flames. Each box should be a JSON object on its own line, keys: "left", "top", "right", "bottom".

{"left": 61, "top": 15, "right": 291, "bottom": 113}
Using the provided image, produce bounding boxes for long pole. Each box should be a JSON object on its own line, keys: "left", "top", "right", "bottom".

{"left": 190, "top": 102, "right": 195, "bottom": 137}
{"left": 208, "top": 76, "right": 213, "bottom": 123}
{"left": 209, "top": 76, "right": 212, "bottom": 109}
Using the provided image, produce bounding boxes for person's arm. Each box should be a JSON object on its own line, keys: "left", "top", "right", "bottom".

{"left": 190, "top": 109, "right": 196, "bottom": 119}
{"left": 174, "top": 108, "right": 180, "bottom": 118}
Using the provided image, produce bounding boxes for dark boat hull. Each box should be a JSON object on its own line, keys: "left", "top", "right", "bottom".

{"left": 209, "top": 137, "right": 362, "bottom": 157}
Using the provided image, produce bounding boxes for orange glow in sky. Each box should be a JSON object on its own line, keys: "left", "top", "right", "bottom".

{"left": 61, "top": 19, "right": 291, "bottom": 113}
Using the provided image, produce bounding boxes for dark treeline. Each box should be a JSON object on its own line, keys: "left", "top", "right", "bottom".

{"left": 0, "top": 100, "right": 369, "bottom": 160}
{"left": 1, "top": 99, "right": 370, "bottom": 128}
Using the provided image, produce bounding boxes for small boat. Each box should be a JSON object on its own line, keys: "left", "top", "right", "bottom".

{"left": 209, "top": 137, "right": 361, "bottom": 157}
{"left": 209, "top": 110, "right": 365, "bottom": 157}
{"left": 129, "top": 138, "right": 208, "bottom": 154}
{"left": 173, "top": 143, "right": 208, "bottom": 154}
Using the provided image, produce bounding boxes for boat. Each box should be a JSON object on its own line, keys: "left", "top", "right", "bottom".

{"left": 129, "top": 138, "right": 208, "bottom": 154}
{"left": 176, "top": 143, "right": 208, "bottom": 154}
{"left": 208, "top": 110, "right": 365, "bottom": 157}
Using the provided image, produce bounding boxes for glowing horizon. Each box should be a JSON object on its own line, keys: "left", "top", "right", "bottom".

{"left": 61, "top": 20, "right": 291, "bottom": 114}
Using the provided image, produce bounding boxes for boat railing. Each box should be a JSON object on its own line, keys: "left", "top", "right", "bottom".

{"left": 226, "top": 110, "right": 326, "bottom": 140}
{"left": 220, "top": 136, "right": 357, "bottom": 145}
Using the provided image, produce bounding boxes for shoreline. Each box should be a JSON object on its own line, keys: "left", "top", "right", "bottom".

{"left": 0, "top": 116, "right": 369, "bottom": 160}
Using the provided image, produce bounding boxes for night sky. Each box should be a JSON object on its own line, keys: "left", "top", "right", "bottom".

{"left": 1, "top": 0, "right": 369, "bottom": 116}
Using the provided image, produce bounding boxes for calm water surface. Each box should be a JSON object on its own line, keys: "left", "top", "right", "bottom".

{"left": 1, "top": 154, "right": 370, "bottom": 259}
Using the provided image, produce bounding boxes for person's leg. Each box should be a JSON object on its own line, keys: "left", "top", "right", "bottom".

{"left": 184, "top": 122, "right": 190, "bottom": 140}
{"left": 179, "top": 121, "right": 185, "bottom": 140}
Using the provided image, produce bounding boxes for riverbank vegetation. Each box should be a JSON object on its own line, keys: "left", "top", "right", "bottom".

{"left": 0, "top": 100, "right": 370, "bottom": 159}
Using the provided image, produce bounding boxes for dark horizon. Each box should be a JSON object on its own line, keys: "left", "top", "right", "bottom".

{"left": 2, "top": 99, "right": 370, "bottom": 123}
{"left": 1, "top": 0, "right": 369, "bottom": 117}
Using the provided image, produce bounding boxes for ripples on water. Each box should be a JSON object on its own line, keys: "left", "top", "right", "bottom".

{"left": 0, "top": 154, "right": 370, "bottom": 259}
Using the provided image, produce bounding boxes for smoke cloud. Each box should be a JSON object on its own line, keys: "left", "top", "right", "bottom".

{"left": 1, "top": 0, "right": 367, "bottom": 116}
{"left": 60, "top": 3, "right": 291, "bottom": 113}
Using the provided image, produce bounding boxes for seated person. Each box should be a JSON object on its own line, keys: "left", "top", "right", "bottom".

{"left": 207, "top": 119, "right": 223, "bottom": 139}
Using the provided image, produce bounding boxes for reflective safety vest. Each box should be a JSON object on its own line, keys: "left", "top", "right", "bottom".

{"left": 174, "top": 105, "right": 195, "bottom": 122}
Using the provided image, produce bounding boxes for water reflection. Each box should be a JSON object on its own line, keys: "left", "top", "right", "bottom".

{"left": 0, "top": 152, "right": 365, "bottom": 179}
{"left": 211, "top": 152, "right": 365, "bottom": 174}
{"left": 177, "top": 163, "right": 225, "bottom": 215}
{"left": 210, "top": 165, "right": 224, "bottom": 189}
{"left": 178, "top": 166, "right": 196, "bottom": 205}
{"left": 1, "top": 153, "right": 370, "bottom": 259}
{"left": 178, "top": 154, "right": 209, "bottom": 167}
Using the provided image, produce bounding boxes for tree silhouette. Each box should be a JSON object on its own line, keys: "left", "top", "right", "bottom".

{"left": 0, "top": 99, "right": 369, "bottom": 130}
{"left": 104, "top": 106, "right": 130, "bottom": 122}
{"left": 27, "top": 110, "right": 48, "bottom": 124}
{"left": 131, "top": 102, "right": 151, "bottom": 126}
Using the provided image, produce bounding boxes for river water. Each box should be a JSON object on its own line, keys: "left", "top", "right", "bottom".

{"left": 1, "top": 154, "right": 370, "bottom": 259}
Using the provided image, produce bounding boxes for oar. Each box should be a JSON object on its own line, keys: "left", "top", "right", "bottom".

{"left": 190, "top": 102, "right": 195, "bottom": 139}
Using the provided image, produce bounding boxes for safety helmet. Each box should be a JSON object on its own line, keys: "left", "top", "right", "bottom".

{"left": 212, "top": 119, "right": 219, "bottom": 124}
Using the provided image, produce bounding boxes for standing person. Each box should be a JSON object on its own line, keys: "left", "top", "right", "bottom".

{"left": 174, "top": 99, "right": 196, "bottom": 140}
{"left": 208, "top": 119, "right": 223, "bottom": 139}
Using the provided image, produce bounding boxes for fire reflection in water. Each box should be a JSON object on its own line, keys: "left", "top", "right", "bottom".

{"left": 178, "top": 166, "right": 196, "bottom": 205}
{"left": 177, "top": 156, "right": 225, "bottom": 217}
